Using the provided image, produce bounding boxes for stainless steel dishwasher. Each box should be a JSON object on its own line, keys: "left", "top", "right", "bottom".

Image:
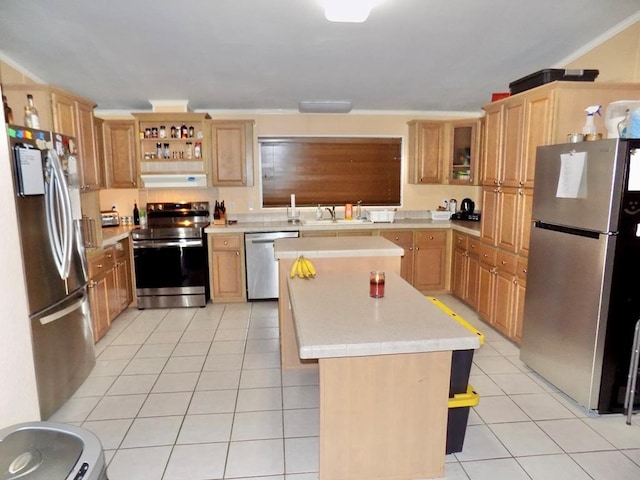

{"left": 245, "top": 231, "right": 299, "bottom": 300}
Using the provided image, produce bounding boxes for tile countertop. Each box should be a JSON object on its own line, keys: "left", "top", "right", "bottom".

{"left": 274, "top": 236, "right": 404, "bottom": 259}
{"left": 287, "top": 271, "right": 481, "bottom": 359}
{"left": 205, "top": 218, "right": 481, "bottom": 236}
{"left": 101, "top": 225, "right": 139, "bottom": 246}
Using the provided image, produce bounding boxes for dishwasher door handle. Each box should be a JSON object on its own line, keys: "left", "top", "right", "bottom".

{"left": 251, "top": 239, "right": 277, "bottom": 244}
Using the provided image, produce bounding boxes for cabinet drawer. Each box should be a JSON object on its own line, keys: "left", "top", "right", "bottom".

{"left": 497, "top": 250, "right": 518, "bottom": 274}
{"left": 211, "top": 234, "right": 242, "bottom": 250}
{"left": 478, "top": 243, "right": 497, "bottom": 266}
{"left": 103, "top": 245, "right": 116, "bottom": 267}
{"left": 88, "top": 251, "right": 106, "bottom": 278}
{"left": 114, "top": 239, "right": 128, "bottom": 260}
{"left": 415, "top": 230, "right": 447, "bottom": 245}
{"left": 467, "top": 236, "right": 480, "bottom": 255}
{"left": 381, "top": 230, "right": 413, "bottom": 245}
{"left": 453, "top": 232, "right": 468, "bottom": 250}
{"left": 517, "top": 256, "right": 528, "bottom": 281}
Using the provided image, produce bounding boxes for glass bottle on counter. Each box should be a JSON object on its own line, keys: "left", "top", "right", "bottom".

{"left": 133, "top": 203, "right": 140, "bottom": 226}
{"left": 24, "top": 94, "right": 40, "bottom": 129}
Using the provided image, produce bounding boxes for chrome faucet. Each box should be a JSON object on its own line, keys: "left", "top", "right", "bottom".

{"left": 326, "top": 206, "right": 336, "bottom": 221}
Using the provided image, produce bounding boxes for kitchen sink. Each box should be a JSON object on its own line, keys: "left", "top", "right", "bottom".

{"left": 302, "top": 219, "right": 370, "bottom": 226}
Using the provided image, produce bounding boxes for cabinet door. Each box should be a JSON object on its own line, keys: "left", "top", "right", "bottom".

{"left": 88, "top": 275, "right": 109, "bottom": 343}
{"left": 104, "top": 120, "right": 137, "bottom": 188}
{"left": 493, "top": 268, "right": 514, "bottom": 337}
{"left": 210, "top": 250, "right": 244, "bottom": 299}
{"left": 512, "top": 276, "right": 526, "bottom": 345}
{"left": 477, "top": 262, "right": 495, "bottom": 322}
{"left": 480, "top": 186, "right": 499, "bottom": 246}
{"left": 413, "top": 230, "right": 447, "bottom": 292}
{"left": 408, "top": 122, "right": 444, "bottom": 184}
{"left": 77, "top": 101, "right": 101, "bottom": 189}
{"left": 449, "top": 120, "right": 480, "bottom": 185}
{"left": 521, "top": 90, "right": 554, "bottom": 188}
{"left": 51, "top": 92, "right": 77, "bottom": 137}
{"left": 501, "top": 101, "right": 524, "bottom": 187}
{"left": 452, "top": 247, "right": 466, "bottom": 299}
{"left": 115, "top": 259, "right": 131, "bottom": 312}
{"left": 211, "top": 121, "right": 253, "bottom": 186}
{"left": 497, "top": 186, "right": 519, "bottom": 253}
{"left": 380, "top": 231, "right": 413, "bottom": 282}
{"left": 466, "top": 254, "right": 480, "bottom": 309}
{"left": 517, "top": 188, "right": 533, "bottom": 257}
{"left": 481, "top": 105, "right": 502, "bottom": 186}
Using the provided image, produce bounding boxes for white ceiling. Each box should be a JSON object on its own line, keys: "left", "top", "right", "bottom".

{"left": 0, "top": 0, "right": 639, "bottom": 113}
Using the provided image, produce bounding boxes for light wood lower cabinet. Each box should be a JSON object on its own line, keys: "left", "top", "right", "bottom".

{"left": 87, "top": 238, "right": 133, "bottom": 343}
{"left": 380, "top": 229, "right": 448, "bottom": 293}
{"left": 476, "top": 244, "right": 527, "bottom": 343}
{"left": 451, "top": 232, "right": 479, "bottom": 309}
{"left": 209, "top": 234, "right": 246, "bottom": 302}
{"left": 87, "top": 251, "right": 110, "bottom": 343}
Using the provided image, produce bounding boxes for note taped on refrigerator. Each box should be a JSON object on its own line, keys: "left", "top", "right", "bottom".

{"left": 556, "top": 151, "right": 587, "bottom": 198}
{"left": 15, "top": 147, "right": 45, "bottom": 196}
{"left": 628, "top": 148, "right": 640, "bottom": 191}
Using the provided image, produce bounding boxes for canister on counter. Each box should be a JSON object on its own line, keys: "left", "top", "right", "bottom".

{"left": 567, "top": 133, "right": 584, "bottom": 143}
{"left": 345, "top": 203, "right": 353, "bottom": 220}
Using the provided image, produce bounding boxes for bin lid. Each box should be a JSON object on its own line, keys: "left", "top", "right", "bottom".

{"left": 0, "top": 428, "right": 83, "bottom": 479}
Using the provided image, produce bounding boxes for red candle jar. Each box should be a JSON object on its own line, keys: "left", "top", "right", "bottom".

{"left": 370, "top": 271, "right": 385, "bottom": 298}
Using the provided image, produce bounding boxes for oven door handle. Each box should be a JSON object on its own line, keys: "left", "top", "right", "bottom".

{"left": 133, "top": 239, "right": 203, "bottom": 248}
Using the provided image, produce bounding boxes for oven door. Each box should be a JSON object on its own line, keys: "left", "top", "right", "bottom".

{"left": 133, "top": 238, "right": 209, "bottom": 307}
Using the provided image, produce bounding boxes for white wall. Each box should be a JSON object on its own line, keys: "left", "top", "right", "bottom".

{"left": 0, "top": 89, "right": 41, "bottom": 427}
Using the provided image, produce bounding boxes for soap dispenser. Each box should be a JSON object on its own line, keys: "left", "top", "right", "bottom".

{"left": 315, "top": 204, "right": 323, "bottom": 220}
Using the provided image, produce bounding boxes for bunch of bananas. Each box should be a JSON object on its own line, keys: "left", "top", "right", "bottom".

{"left": 289, "top": 255, "right": 317, "bottom": 279}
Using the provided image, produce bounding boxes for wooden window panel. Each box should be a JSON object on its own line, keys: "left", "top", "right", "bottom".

{"left": 260, "top": 137, "right": 401, "bottom": 207}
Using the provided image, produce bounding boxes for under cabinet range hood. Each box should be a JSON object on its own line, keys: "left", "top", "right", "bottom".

{"left": 140, "top": 173, "right": 207, "bottom": 188}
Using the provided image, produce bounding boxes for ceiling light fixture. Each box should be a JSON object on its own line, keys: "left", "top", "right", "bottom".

{"left": 298, "top": 101, "right": 353, "bottom": 113}
{"left": 321, "top": 0, "right": 384, "bottom": 23}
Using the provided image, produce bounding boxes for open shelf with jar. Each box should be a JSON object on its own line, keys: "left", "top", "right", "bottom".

{"left": 133, "top": 112, "right": 211, "bottom": 181}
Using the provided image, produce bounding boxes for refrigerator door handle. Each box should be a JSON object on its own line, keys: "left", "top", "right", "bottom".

{"left": 45, "top": 148, "right": 74, "bottom": 280}
{"left": 38, "top": 291, "right": 86, "bottom": 326}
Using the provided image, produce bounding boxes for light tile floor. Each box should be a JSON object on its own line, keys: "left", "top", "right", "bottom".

{"left": 49, "top": 295, "right": 640, "bottom": 480}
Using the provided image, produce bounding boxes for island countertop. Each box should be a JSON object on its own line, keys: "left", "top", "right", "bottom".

{"left": 288, "top": 271, "right": 481, "bottom": 359}
{"left": 274, "top": 235, "right": 404, "bottom": 259}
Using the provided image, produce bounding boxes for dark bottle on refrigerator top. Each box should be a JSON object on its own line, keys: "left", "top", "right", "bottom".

{"left": 3, "top": 95, "right": 13, "bottom": 124}
{"left": 133, "top": 203, "right": 140, "bottom": 225}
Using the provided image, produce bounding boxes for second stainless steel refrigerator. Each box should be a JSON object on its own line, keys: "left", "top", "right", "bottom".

{"left": 520, "top": 139, "right": 640, "bottom": 413}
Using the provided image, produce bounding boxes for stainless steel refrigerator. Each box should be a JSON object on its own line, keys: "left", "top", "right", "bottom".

{"left": 521, "top": 138, "right": 640, "bottom": 413}
{"left": 7, "top": 125, "right": 95, "bottom": 419}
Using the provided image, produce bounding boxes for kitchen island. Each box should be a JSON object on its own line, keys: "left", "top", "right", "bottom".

{"left": 287, "top": 270, "right": 480, "bottom": 480}
{"left": 274, "top": 236, "right": 404, "bottom": 369}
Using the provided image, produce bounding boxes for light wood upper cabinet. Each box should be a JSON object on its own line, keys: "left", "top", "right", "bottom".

{"left": 133, "top": 112, "right": 211, "bottom": 184}
{"left": 76, "top": 101, "right": 101, "bottom": 190}
{"left": 6, "top": 84, "right": 102, "bottom": 190}
{"left": 103, "top": 120, "right": 137, "bottom": 188}
{"left": 408, "top": 119, "right": 480, "bottom": 185}
{"left": 210, "top": 120, "right": 255, "bottom": 186}
{"left": 481, "top": 105, "right": 502, "bottom": 186}
{"left": 407, "top": 121, "right": 444, "bottom": 184}
{"left": 449, "top": 119, "right": 481, "bottom": 185}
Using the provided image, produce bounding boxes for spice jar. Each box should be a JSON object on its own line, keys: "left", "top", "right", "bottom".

{"left": 159, "top": 125, "right": 166, "bottom": 138}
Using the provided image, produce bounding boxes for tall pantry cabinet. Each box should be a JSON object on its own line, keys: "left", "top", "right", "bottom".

{"left": 478, "top": 81, "right": 640, "bottom": 344}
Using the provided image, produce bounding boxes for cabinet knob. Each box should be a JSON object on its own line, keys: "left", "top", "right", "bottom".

{"left": 429, "top": 236, "right": 434, "bottom": 240}
{"left": 236, "top": 251, "right": 239, "bottom": 256}
{"left": 522, "top": 268, "right": 527, "bottom": 274}
{"left": 97, "top": 263, "right": 103, "bottom": 268}
{"left": 224, "top": 241, "right": 228, "bottom": 245}
{"left": 501, "top": 260, "right": 507, "bottom": 265}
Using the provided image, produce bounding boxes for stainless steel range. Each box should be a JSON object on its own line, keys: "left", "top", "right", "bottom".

{"left": 132, "top": 202, "right": 210, "bottom": 308}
